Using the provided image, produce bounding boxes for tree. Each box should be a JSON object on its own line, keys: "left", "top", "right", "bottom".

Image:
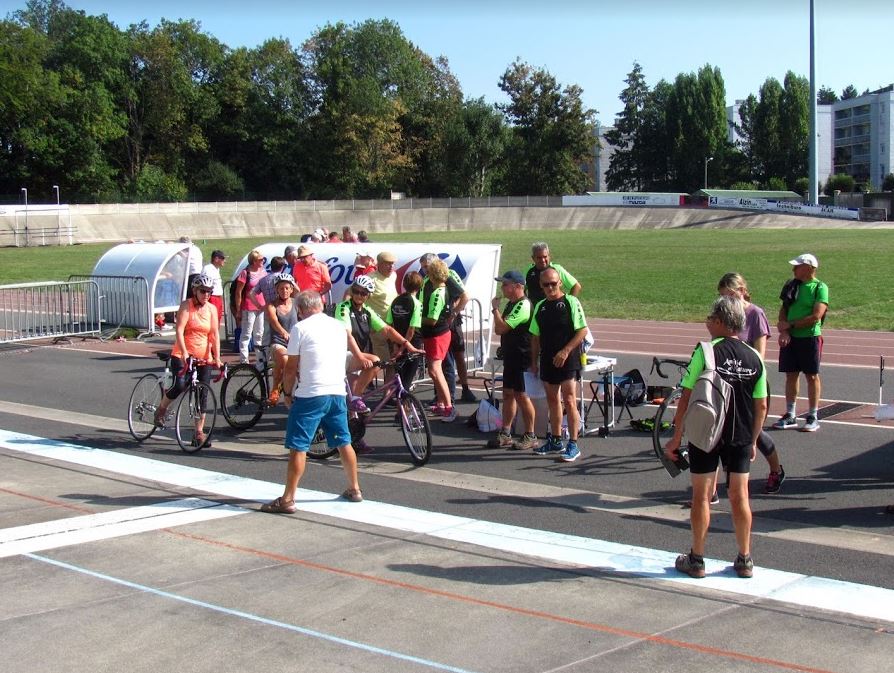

{"left": 841, "top": 84, "right": 859, "bottom": 100}
{"left": 498, "top": 59, "right": 595, "bottom": 195}
{"left": 664, "top": 65, "right": 728, "bottom": 191}
{"left": 883, "top": 173, "right": 894, "bottom": 192}
{"left": 817, "top": 85, "right": 838, "bottom": 104}
{"left": 441, "top": 98, "right": 509, "bottom": 197}
{"left": 778, "top": 72, "right": 810, "bottom": 187}
{"left": 605, "top": 62, "right": 649, "bottom": 191}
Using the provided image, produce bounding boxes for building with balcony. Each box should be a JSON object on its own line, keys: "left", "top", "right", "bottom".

{"left": 832, "top": 86, "right": 893, "bottom": 188}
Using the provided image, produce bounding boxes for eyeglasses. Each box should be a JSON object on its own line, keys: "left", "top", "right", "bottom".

{"left": 351, "top": 288, "right": 370, "bottom": 297}
{"left": 540, "top": 281, "right": 559, "bottom": 289}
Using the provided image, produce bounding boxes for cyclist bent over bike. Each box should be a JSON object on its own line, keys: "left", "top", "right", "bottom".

{"left": 154, "top": 273, "right": 222, "bottom": 446}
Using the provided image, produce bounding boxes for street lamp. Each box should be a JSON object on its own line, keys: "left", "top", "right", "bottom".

{"left": 703, "top": 156, "right": 714, "bottom": 190}
{"left": 53, "top": 185, "right": 60, "bottom": 205}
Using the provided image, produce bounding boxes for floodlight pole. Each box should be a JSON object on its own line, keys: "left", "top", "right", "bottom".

{"left": 808, "top": 0, "right": 818, "bottom": 204}
{"left": 53, "top": 185, "right": 60, "bottom": 205}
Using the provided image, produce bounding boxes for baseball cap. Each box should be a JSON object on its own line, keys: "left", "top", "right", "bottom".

{"left": 377, "top": 251, "right": 397, "bottom": 263}
{"left": 211, "top": 249, "right": 226, "bottom": 260}
{"left": 789, "top": 253, "right": 818, "bottom": 268}
{"left": 495, "top": 270, "right": 524, "bottom": 284}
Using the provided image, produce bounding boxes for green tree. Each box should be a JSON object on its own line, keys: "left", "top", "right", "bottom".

{"left": 665, "top": 65, "right": 728, "bottom": 191}
{"left": 637, "top": 79, "right": 674, "bottom": 190}
{"left": 778, "top": 72, "right": 810, "bottom": 187}
{"left": 824, "top": 173, "right": 855, "bottom": 195}
{"left": 441, "top": 97, "right": 509, "bottom": 197}
{"left": 605, "top": 62, "right": 649, "bottom": 191}
{"left": 817, "top": 85, "right": 838, "bottom": 104}
{"left": 883, "top": 173, "right": 894, "bottom": 192}
{"left": 841, "top": 84, "right": 859, "bottom": 100}
{"left": 498, "top": 59, "right": 595, "bottom": 195}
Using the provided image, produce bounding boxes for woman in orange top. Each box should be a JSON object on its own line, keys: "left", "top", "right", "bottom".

{"left": 154, "top": 273, "right": 222, "bottom": 447}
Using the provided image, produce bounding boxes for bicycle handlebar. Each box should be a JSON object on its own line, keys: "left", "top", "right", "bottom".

{"left": 650, "top": 356, "right": 690, "bottom": 379}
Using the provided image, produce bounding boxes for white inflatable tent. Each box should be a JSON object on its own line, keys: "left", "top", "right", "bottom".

{"left": 231, "top": 242, "right": 502, "bottom": 371}
{"left": 91, "top": 242, "right": 198, "bottom": 332}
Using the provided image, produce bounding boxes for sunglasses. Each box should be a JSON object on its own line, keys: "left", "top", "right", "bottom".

{"left": 195, "top": 287, "right": 212, "bottom": 294}
{"left": 351, "top": 288, "right": 370, "bottom": 296}
{"left": 540, "top": 281, "right": 559, "bottom": 289}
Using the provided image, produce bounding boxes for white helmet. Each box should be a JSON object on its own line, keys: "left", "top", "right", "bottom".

{"left": 352, "top": 275, "right": 375, "bottom": 294}
{"left": 192, "top": 272, "right": 214, "bottom": 289}
{"left": 273, "top": 272, "right": 296, "bottom": 287}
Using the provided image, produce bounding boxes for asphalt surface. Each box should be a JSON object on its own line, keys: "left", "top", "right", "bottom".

{"left": 1, "top": 329, "right": 892, "bottom": 673}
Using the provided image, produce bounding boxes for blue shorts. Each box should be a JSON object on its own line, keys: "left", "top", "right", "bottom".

{"left": 284, "top": 394, "right": 350, "bottom": 452}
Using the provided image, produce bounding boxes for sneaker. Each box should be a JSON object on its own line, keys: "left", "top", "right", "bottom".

{"left": 733, "top": 553, "right": 754, "bottom": 578}
{"left": 440, "top": 406, "right": 457, "bottom": 423}
{"left": 487, "top": 431, "right": 514, "bottom": 448}
{"left": 557, "top": 440, "right": 581, "bottom": 462}
{"left": 675, "top": 551, "right": 706, "bottom": 578}
{"left": 350, "top": 397, "right": 370, "bottom": 414}
{"left": 764, "top": 466, "right": 786, "bottom": 494}
{"left": 512, "top": 432, "right": 538, "bottom": 451}
{"left": 460, "top": 387, "right": 478, "bottom": 403}
{"left": 772, "top": 413, "right": 798, "bottom": 430}
{"left": 800, "top": 415, "right": 819, "bottom": 432}
{"left": 533, "top": 435, "right": 564, "bottom": 456}
{"left": 710, "top": 491, "right": 721, "bottom": 505}
{"left": 354, "top": 438, "right": 374, "bottom": 455}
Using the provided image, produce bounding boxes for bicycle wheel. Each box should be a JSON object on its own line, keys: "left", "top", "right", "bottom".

{"left": 307, "top": 425, "right": 339, "bottom": 460}
{"left": 652, "top": 387, "right": 682, "bottom": 455}
{"left": 175, "top": 382, "right": 217, "bottom": 453}
{"left": 399, "top": 393, "right": 432, "bottom": 466}
{"left": 127, "top": 374, "right": 164, "bottom": 441}
{"left": 220, "top": 364, "right": 265, "bottom": 430}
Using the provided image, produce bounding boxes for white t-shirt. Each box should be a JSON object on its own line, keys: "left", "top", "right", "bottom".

{"left": 201, "top": 263, "right": 223, "bottom": 296}
{"left": 286, "top": 312, "right": 349, "bottom": 397}
{"left": 187, "top": 245, "right": 203, "bottom": 275}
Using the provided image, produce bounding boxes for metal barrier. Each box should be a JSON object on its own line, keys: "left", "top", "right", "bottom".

{"left": 0, "top": 280, "right": 102, "bottom": 344}
{"left": 67, "top": 274, "right": 154, "bottom": 338}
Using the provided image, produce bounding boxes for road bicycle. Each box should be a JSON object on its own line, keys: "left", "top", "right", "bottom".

{"left": 127, "top": 352, "right": 225, "bottom": 453}
{"left": 308, "top": 352, "right": 432, "bottom": 466}
{"left": 220, "top": 346, "right": 274, "bottom": 430}
{"left": 649, "top": 356, "right": 691, "bottom": 476}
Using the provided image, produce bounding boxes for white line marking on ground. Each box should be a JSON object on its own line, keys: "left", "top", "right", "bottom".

{"left": 0, "top": 497, "right": 245, "bottom": 558}
{"left": 1, "top": 428, "right": 892, "bottom": 624}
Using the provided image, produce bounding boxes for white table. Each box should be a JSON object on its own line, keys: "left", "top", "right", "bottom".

{"left": 580, "top": 355, "right": 617, "bottom": 437}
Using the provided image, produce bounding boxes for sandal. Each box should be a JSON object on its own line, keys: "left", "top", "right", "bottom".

{"left": 260, "top": 497, "right": 297, "bottom": 514}
{"left": 341, "top": 488, "right": 363, "bottom": 503}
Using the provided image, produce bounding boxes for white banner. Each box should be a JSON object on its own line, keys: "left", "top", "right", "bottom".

{"left": 708, "top": 196, "right": 859, "bottom": 220}
{"left": 562, "top": 193, "right": 685, "bottom": 207}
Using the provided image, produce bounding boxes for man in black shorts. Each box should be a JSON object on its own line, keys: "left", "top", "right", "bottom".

{"left": 488, "top": 270, "right": 537, "bottom": 450}
{"left": 529, "top": 267, "right": 588, "bottom": 462}
{"left": 664, "top": 295, "right": 768, "bottom": 579}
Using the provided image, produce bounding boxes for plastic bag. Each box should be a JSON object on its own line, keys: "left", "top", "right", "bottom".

{"left": 476, "top": 399, "right": 502, "bottom": 432}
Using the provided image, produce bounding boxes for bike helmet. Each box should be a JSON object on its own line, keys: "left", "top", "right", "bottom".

{"left": 273, "top": 272, "right": 296, "bottom": 287}
{"left": 352, "top": 275, "right": 375, "bottom": 294}
{"left": 192, "top": 272, "right": 214, "bottom": 289}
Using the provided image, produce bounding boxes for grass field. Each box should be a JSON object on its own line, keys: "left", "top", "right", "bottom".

{"left": 2, "top": 228, "right": 892, "bottom": 330}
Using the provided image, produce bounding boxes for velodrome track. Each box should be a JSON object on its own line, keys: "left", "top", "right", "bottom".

{"left": 1, "top": 319, "right": 892, "bottom": 673}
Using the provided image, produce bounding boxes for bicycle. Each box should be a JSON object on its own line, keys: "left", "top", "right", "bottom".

{"left": 220, "top": 346, "right": 273, "bottom": 430}
{"left": 308, "top": 352, "right": 432, "bottom": 466}
{"left": 649, "top": 356, "right": 691, "bottom": 477}
{"left": 127, "top": 352, "right": 225, "bottom": 453}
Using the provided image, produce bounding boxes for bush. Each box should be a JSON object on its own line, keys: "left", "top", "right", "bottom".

{"left": 793, "top": 177, "right": 809, "bottom": 196}
{"left": 882, "top": 173, "right": 894, "bottom": 192}
{"left": 824, "top": 173, "right": 855, "bottom": 195}
{"left": 132, "top": 164, "right": 188, "bottom": 202}
{"left": 730, "top": 181, "right": 758, "bottom": 191}
{"left": 765, "top": 177, "right": 787, "bottom": 191}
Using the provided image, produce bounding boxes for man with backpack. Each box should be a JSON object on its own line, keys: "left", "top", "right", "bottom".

{"left": 773, "top": 253, "right": 829, "bottom": 433}
{"left": 664, "top": 295, "right": 768, "bottom": 579}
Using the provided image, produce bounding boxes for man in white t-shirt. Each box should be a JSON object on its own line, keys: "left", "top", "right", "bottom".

{"left": 261, "top": 291, "right": 376, "bottom": 514}
{"left": 201, "top": 250, "right": 226, "bottom": 322}
{"left": 180, "top": 236, "right": 203, "bottom": 297}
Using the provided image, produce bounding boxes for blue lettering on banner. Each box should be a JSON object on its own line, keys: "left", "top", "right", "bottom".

{"left": 325, "top": 257, "right": 349, "bottom": 284}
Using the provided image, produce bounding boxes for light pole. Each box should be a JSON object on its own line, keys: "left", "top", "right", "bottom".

{"left": 53, "top": 185, "right": 60, "bottom": 205}
{"left": 703, "top": 156, "right": 714, "bottom": 190}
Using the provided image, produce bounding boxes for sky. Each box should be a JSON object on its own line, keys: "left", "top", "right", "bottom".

{"left": 5, "top": 0, "right": 893, "bottom": 124}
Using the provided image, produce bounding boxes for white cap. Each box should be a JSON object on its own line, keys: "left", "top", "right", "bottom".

{"left": 789, "top": 253, "right": 818, "bottom": 268}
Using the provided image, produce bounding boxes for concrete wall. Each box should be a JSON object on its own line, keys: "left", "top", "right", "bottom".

{"left": 6, "top": 204, "right": 890, "bottom": 247}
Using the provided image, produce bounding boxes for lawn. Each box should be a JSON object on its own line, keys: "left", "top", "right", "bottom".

{"left": 2, "top": 228, "right": 892, "bottom": 330}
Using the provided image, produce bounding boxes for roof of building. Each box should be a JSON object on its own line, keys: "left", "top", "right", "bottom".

{"left": 695, "top": 189, "right": 803, "bottom": 200}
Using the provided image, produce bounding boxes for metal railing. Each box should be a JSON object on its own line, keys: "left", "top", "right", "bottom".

{"left": 67, "top": 274, "right": 154, "bottom": 338}
{"left": 0, "top": 280, "right": 102, "bottom": 344}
